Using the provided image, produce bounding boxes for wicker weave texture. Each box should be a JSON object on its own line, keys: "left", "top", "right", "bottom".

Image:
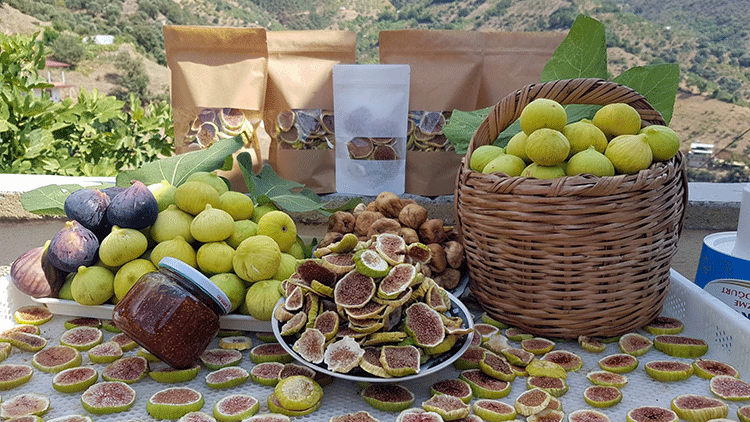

{"left": 455, "top": 78, "right": 688, "bottom": 339}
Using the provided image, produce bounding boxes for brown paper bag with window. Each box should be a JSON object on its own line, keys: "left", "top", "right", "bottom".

{"left": 379, "top": 30, "right": 483, "bottom": 197}
{"left": 264, "top": 30, "right": 356, "bottom": 194}
{"left": 164, "top": 25, "right": 267, "bottom": 192}
{"left": 477, "top": 31, "right": 568, "bottom": 109}
{"left": 380, "top": 30, "right": 565, "bottom": 196}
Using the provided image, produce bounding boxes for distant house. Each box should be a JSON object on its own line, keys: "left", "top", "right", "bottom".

{"left": 93, "top": 35, "right": 114, "bottom": 45}
{"left": 688, "top": 142, "right": 714, "bottom": 168}
{"left": 32, "top": 59, "right": 74, "bottom": 102}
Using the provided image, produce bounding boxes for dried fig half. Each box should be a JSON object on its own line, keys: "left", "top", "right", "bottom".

{"left": 627, "top": 406, "right": 678, "bottom": 422}
{"left": 644, "top": 360, "right": 694, "bottom": 382}
{"left": 654, "top": 335, "right": 708, "bottom": 358}
{"left": 693, "top": 358, "right": 739, "bottom": 379}
{"left": 670, "top": 394, "right": 728, "bottom": 422}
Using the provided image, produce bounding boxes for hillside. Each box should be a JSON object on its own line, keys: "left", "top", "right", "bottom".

{"left": 1, "top": 0, "right": 749, "bottom": 174}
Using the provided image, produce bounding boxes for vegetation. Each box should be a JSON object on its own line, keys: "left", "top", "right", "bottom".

{"left": 0, "top": 33, "right": 173, "bottom": 176}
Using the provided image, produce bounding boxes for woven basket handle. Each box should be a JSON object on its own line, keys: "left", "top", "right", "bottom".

{"left": 464, "top": 78, "right": 666, "bottom": 169}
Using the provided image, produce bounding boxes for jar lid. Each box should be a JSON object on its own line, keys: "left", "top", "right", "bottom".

{"left": 158, "top": 257, "right": 232, "bottom": 315}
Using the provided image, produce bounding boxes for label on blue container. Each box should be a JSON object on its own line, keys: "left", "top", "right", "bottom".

{"left": 704, "top": 280, "right": 750, "bottom": 320}
{"left": 695, "top": 232, "right": 750, "bottom": 288}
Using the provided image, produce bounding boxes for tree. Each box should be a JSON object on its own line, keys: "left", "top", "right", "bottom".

{"left": 51, "top": 34, "right": 85, "bottom": 66}
{"left": 111, "top": 51, "right": 150, "bottom": 104}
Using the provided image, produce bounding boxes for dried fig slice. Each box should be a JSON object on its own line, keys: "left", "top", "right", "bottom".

{"left": 396, "top": 408, "right": 443, "bottom": 422}
{"left": 380, "top": 345, "right": 421, "bottom": 376}
{"left": 148, "top": 363, "right": 200, "bottom": 383}
{"left": 429, "top": 378, "right": 473, "bottom": 404}
{"left": 87, "top": 341, "right": 123, "bottom": 364}
{"left": 502, "top": 347, "right": 535, "bottom": 367}
{"left": 330, "top": 411, "right": 379, "bottom": 422}
{"left": 284, "top": 286, "right": 304, "bottom": 312}
{"left": 102, "top": 356, "right": 148, "bottom": 384}
{"left": 313, "top": 310, "right": 340, "bottom": 341}
{"left": 644, "top": 360, "right": 694, "bottom": 382}
{"left": 324, "top": 336, "right": 364, "bottom": 373}
{"left": 618, "top": 332, "right": 653, "bottom": 356}
{"left": 479, "top": 351, "right": 516, "bottom": 382}
{"left": 693, "top": 359, "right": 739, "bottom": 379}
{"left": 670, "top": 394, "right": 728, "bottom": 422}
{"left": 481, "top": 312, "right": 510, "bottom": 329}
{"left": 205, "top": 366, "right": 249, "bottom": 389}
{"left": 583, "top": 385, "right": 623, "bottom": 408}
{"left": 459, "top": 369, "right": 511, "bottom": 399}
{"left": 13, "top": 305, "right": 53, "bottom": 325}
{"left": 111, "top": 333, "right": 137, "bottom": 351}
{"left": 0, "top": 364, "right": 34, "bottom": 391}
{"left": 528, "top": 409, "right": 566, "bottom": 422}
{"left": 598, "top": 353, "right": 638, "bottom": 373}
{"left": 527, "top": 376, "right": 569, "bottom": 397}
{"left": 359, "top": 346, "right": 390, "bottom": 378}
{"left": 587, "top": 370, "right": 628, "bottom": 387}
{"left": 375, "top": 233, "right": 406, "bottom": 266}
{"left": 654, "top": 335, "right": 708, "bottom": 358}
{"left": 472, "top": 323, "right": 500, "bottom": 342}
{"left": 266, "top": 392, "right": 320, "bottom": 417}
{"left": 280, "top": 311, "right": 307, "bottom": 336}
{"left": 82, "top": 381, "right": 136, "bottom": 414}
{"left": 570, "top": 409, "right": 612, "bottom": 422}
{"left": 289, "top": 328, "right": 323, "bottom": 364}
{"left": 277, "top": 364, "right": 316, "bottom": 383}
{"left": 472, "top": 399, "right": 517, "bottom": 422}
{"left": 372, "top": 144, "right": 397, "bottom": 160}
{"left": 52, "top": 366, "right": 98, "bottom": 393}
{"left": 362, "top": 384, "right": 414, "bottom": 412}
{"left": 521, "top": 337, "right": 556, "bottom": 355}
{"left": 213, "top": 394, "right": 259, "bottom": 422}
{"left": 249, "top": 343, "right": 292, "bottom": 364}
{"left": 0, "top": 393, "right": 50, "bottom": 418}
{"left": 526, "top": 359, "right": 568, "bottom": 379}
{"left": 250, "top": 362, "right": 284, "bottom": 386}
{"left": 515, "top": 387, "right": 552, "bottom": 416}
{"left": 276, "top": 110, "right": 295, "bottom": 132}
{"left": 64, "top": 317, "right": 101, "bottom": 330}
{"left": 274, "top": 375, "right": 323, "bottom": 411}
{"left": 200, "top": 348, "right": 242, "bottom": 370}
{"left": 5, "top": 331, "right": 47, "bottom": 352}
{"left": 32, "top": 345, "right": 81, "bottom": 373}
{"left": 579, "top": 335, "right": 606, "bottom": 353}
{"left": 404, "top": 302, "right": 445, "bottom": 348}
{"left": 320, "top": 253, "right": 356, "bottom": 275}
{"left": 218, "top": 335, "right": 253, "bottom": 351}
{"left": 739, "top": 405, "right": 750, "bottom": 422}
{"left": 1, "top": 324, "right": 40, "bottom": 338}
{"left": 709, "top": 375, "right": 750, "bottom": 400}
{"left": 60, "top": 326, "right": 103, "bottom": 351}
{"left": 644, "top": 316, "right": 684, "bottom": 335}
{"left": 334, "top": 270, "right": 376, "bottom": 309}
{"left": 482, "top": 332, "right": 510, "bottom": 354}
{"left": 347, "top": 137, "right": 374, "bottom": 159}
{"left": 421, "top": 394, "right": 470, "bottom": 421}
{"left": 378, "top": 264, "right": 417, "bottom": 300}
{"left": 541, "top": 350, "right": 583, "bottom": 371}
{"left": 627, "top": 406, "right": 679, "bottom": 422}
{"left": 354, "top": 249, "right": 390, "bottom": 278}
{"left": 147, "top": 387, "right": 204, "bottom": 420}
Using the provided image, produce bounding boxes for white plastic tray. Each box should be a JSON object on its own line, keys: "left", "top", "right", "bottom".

{"left": 0, "top": 269, "right": 748, "bottom": 422}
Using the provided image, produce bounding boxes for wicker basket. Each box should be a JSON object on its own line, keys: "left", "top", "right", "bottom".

{"left": 455, "top": 78, "right": 688, "bottom": 339}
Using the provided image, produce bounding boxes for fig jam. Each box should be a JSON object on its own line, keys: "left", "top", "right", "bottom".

{"left": 113, "top": 257, "right": 231, "bottom": 369}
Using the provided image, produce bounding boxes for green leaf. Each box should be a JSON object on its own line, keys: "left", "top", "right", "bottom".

{"left": 540, "top": 14, "right": 608, "bottom": 81}
{"left": 116, "top": 135, "right": 244, "bottom": 187}
{"left": 19, "top": 184, "right": 84, "bottom": 216}
{"left": 444, "top": 107, "right": 493, "bottom": 155}
{"left": 613, "top": 63, "right": 680, "bottom": 125}
{"left": 237, "top": 153, "right": 360, "bottom": 215}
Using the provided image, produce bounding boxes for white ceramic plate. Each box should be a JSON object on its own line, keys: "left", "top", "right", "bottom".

{"left": 271, "top": 291, "right": 475, "bottom": 383}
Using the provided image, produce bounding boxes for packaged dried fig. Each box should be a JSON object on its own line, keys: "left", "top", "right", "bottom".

{"left": 164, "top": 26, "right": 268, "bottom": 191}
{"left": 476, "top": 32, "right": 567, "bottom": 108}
{"left": 333, "top": 64, "right": 410, "bottom": 195}
{"left": 265, "top": 31, "right": 356, "bottom": 194}
{"left": 379, "top": 30, "right": 482, "bottom": 196}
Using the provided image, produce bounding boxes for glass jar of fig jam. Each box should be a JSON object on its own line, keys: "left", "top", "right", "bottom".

{"left": 112, "top": 257, "right": 232, "bottom": 369}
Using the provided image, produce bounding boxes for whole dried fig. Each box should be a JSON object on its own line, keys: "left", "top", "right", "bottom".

{"left": 374, "top": 191, "right": 404, "bottom": 218}
{"left": 319, "top": 231, "right": 344, "bottom": 249}
{"left": 444, "top": 240, "right": 465, "bottom": 269}
{"left": 352, "top": 203, "right": 367, "bottom": 217}
{"left": 419, "top": 219, "right": 447, "bottom": 244}
{"left": 355, "top": 211, "right": 384, "bottom": 236}
{"left": 399, "top": 227, "right": 420, "bottom": 244}
{"left": 327, "top": 211, "right": 356, "bottom": 234}
{"left": 399, "top": 203, "right": 428, "bottom": 229}
{"left": 434, "top": 268, "right": 461, "bottom": 290}
{"left": 427, "top": 243, "right": 447, "bottom": 273}
{"left": 367, "top": 218, "right": 401, "bottom": 238}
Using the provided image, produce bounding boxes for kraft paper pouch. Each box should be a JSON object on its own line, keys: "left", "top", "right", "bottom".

{"left": 164, "top": 25, "right": 267, "bottom": 191}
{"left": 265, "top": 31, "right": 356, "bottom": 194}
{"left": 333, "top": 64, "right": 410, "bottom": 196}
{"left": 476, "top": 31, "right": 567, "bottom": 108}
{"left": 379, "top": 30, "right": 482, "bottom": 196}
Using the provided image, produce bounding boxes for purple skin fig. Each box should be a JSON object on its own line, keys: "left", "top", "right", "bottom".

{"left": 64, "top": 188, "right": 111, "bottom": 238}
{"left": 46, "top": 220, "right": 100, "bottom": 273}
{"left": 10, "top": 244, "right": 66, "bottom": 298}
{"left": 106, "top": 180, "right": 159, "bottom": 229}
